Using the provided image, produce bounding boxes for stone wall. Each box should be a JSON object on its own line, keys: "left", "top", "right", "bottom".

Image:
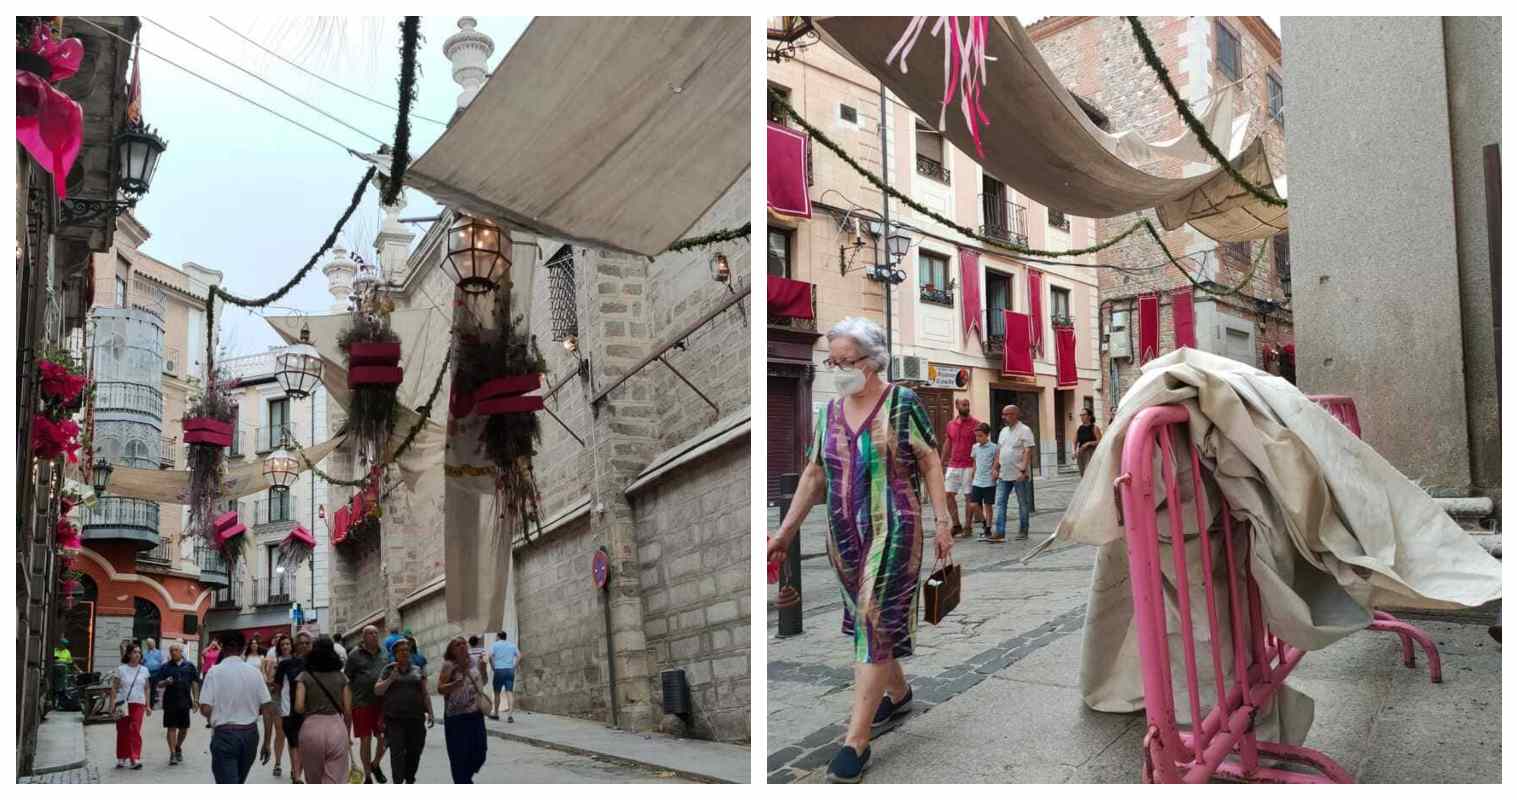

{"left": 631, "top": 443, "right": 751, "bottom": 742}
{"left": 94, "top": 616, "right": 135, "bottom": 661}
{"left": 398, "top": 589, "right": 465, "bottom": 670}
{"left": 512, "top": 515, "right": 609, "bottom": 722}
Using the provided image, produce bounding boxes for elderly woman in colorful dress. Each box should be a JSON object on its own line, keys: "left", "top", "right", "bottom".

{"left": 768, "top": 316, "right": 954, "bottom": 783}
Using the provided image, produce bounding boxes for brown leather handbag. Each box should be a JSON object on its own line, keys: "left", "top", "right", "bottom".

{"left": 922, "top": 555, "right": 961, "bottom": 625}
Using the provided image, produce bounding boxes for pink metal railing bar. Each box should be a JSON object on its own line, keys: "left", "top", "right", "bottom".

{"left": 1118, "top": 404, "right": 1354, "bottom": 783}
{"left": 1307, "top": 394, "right": 1443, "bottom": 684}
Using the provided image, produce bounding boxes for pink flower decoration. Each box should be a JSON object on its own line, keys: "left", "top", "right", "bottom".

{"left": 38, "top": 360, "right": 86, "bottom": 404}
{"left": 31, "top": 414, "right": 81, "bottom": 463}
{"left": 16, "top": 23, "right": 86, "bottom": 199}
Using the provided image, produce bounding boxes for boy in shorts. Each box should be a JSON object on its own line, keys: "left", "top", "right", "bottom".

{"left": 969, "top": 424, "right": 997, "bottom": 541}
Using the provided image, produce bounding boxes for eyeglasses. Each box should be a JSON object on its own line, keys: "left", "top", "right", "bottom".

{"left": 823, "top": 355, "right": 871, "bottom": 370}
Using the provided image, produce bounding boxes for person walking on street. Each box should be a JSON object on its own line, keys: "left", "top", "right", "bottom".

{"left": 940, "top": 397, "right": 981, "bottom": 538}
{"left": 488, "top": 631, "right": 521, "bottom": 722}
{"left": 200, "top": 638, "right": 222, "bottom": 729}
{"left": 383, "top": 627, "right": 403, "bottom": 659}
{"left": 968, "top": 423, "right": 997, "bottom": 540}
{"left": 1074, "top": 408, "right": 1102, "bottom": 476}
{"left": 438, "top": 637, "right": 489, "bottom": 783}
{"left": 405, "top": 635, "right": 428, "bottom": 672}
{"left": 112, "top": 643, "right": 152, "bottom": 769}
{"left": 262, "top": 634, "right": 293, "bottom": 778}
{"left": 274, "top": 632, "right": 313, "bottom": 783}
{"left": 767, "top": 317, "right": 955, "bottom": 784}
{"left": 295, "top": 636, "right": 353, "bottom": 784}
{"left": 142, "top": 637, "right": 166, "bottom": 710}
{"left": 376, "top": 638, "right": 434, "bottom": 784}
{"left": 991, "top": 404, "right": 1037, "bottom": 542}
{"left": 199, "top": 630, "right": 275, "bottom": 783}
{"left": 345, "top": 625, "right": 390, "bottom": 782}
{"left": 159, "top": 643, "right": 200, "bottom": 765}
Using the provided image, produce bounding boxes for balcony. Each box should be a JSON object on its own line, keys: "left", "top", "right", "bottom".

{"left": 1048, "top": 207, "right": 1071, "bottom": 233}
{"left": 94, "top": 381, "right": 163, "bottom": 422}
{"left": 160, "top": 435, "right": 176, "bottom": 469}
{"left": 213, "top": 581, "right": 239, "bottom": 609}
{"left": 985, "top": 305, "right": 1010, "bottom": 355}
{"left": 1051, "top": 313, "right": 1075, "bottom": 329}
{"left": 82, "top": 497, "right": 161, "bottom": 550}
{"left": 916, "top": 154, "right": 951, "bottom": 184}
{"left": 228, "top": 426, "right": 246, "bottom": 458}
{"left": 255, "top": 575, "right": 294, "bottom": 607}
{"left": 253, "top": 495, "right": 298, "bottom": 527}
{"left": 767, "top": 276, "right": 817, "bottom": 332}
{"left": 980, "top": 196, "right": 1029, "bottom": 248}
{"left": 920, "top": 285, "right": 955, "bottom": 307}
{"left": 195, "top": 543, "right": 230, "bottom": 587}
{"left": 255, "top": 424, "right": 294, "bottom": 454}
{"left": 137, "top": 539, "right": 173, "bottom": 567}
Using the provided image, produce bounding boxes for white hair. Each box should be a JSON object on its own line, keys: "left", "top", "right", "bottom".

{"left": 826, "top": 316, "right": 890, "bottom": 372}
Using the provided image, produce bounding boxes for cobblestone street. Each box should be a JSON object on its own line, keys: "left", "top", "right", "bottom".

{"left": 765, "top": 476, "right": 1503, "bottom": 784}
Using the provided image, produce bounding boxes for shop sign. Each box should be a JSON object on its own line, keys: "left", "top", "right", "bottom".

{"left": 927, "top": 363, "right": 970, "bottom": 390}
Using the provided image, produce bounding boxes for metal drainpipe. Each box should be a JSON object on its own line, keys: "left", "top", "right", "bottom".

{"left": 599, "top": 546, "right": 619, "bottom": 728}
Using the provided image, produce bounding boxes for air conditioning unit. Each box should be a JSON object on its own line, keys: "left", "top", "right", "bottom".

{"left": 164, "top": 359, "right": 176, "bottom": 375}
{"left": 892, "top": 354, "right": 928, "bottom": 383}
{"left": 1108, "top": 310, "right": 1132, "bottom": 360}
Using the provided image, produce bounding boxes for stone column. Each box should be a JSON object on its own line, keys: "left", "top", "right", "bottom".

{"left": 582, "top": 248, "right": 658, "bottom": 730}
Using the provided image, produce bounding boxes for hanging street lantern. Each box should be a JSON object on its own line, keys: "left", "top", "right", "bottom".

{"left": 91, "top": 459, "right": 113, "bottom": 495}
{"left": 886, "top": 231, "right": 912, "bottom": 263}
{"left": 443, "top": 214, "right": 512, "bottom": 294}
{"left": 262, "top": 448, "right": 300, "bottom": 493}
{"left": 709, "top": 252, "right": 731, "bottom": 283}
{"left": 275, "top": 323, "right": 324, "bottom": 399}
{"left": 115, "top": 119, "right": 168, "bottom": 200}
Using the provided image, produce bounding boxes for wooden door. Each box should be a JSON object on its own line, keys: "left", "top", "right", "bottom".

{"left": 767, "top": 375, "right": 799, "bottom": 502}
{"left": 915, "top": 388, "right": 954, "bottom": 450}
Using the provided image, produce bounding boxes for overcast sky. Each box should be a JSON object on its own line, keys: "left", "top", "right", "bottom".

{"left": 127, "top": 16, "right": 529, "bottom": 353}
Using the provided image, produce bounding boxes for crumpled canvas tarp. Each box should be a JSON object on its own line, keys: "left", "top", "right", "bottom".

{"left": 106, "top": 438, "right": 342, "bottom": 506}
{"left": 1050, "top": 349, "right": 1502, "bottom": 724}
{"left": 813, "top": 16, "right": 1289, "bottom": 241}
{"left": 403, "top": 16, "right": 749, "bottom": 257}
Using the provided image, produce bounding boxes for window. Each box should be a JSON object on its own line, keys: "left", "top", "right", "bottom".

{"left": 914, "top": 120, "right": 951, "bottom": 183}
{"left": 267, "top": 488, "right": 291, "bottom": 523}
{"left": 1222, "top": 240, "right": 1251, "bottom": 266}
{"left": 986, "top": 272, "right": 1014, "bottom": 340}
{"left": 1273, "top": 233, "right": 1291, "bottom": 295}
{"left": 918, "top": 251, "right": 952, "bottom": 305}
{"left": 546, "top": 245, "right": 577, "bottom": 343}
{"left": 1050, "top": 286, "right": 1072, "bottom": 327}
{"left": 115, "top": 276, "right": 128, "bottom": 307}
{"left": 266, "top": 398, "right": 290, "bottom": 451}
{"left": 768, "top": 228, "right": 792, "bottom": 278}
{"left": 981, "top": 175, "right": 1026, "bottom": 245}
{"left": 839, "top": 103, "right": 858, "bottom": 124}
{"left": 1267, "top": 72, "right": 1284, "bottom": 127}
{"left": 1047, "top": 208, "right": 1070, "bottom": 233}
{"left": 1215, "top": 20, "right": 1240, "bottom": 81}
{"left": 767, "top": 84, "right": 790, "bottom": 125}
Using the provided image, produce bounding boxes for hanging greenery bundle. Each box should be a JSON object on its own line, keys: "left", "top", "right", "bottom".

{"left": 184, "top": 371, "right": 235, "bottom": 541}
{"left": 338, "top": 312, "right": 403, "bottom": 463}
{"left": 452, "top": 297, "right": 547, "bottom": 539}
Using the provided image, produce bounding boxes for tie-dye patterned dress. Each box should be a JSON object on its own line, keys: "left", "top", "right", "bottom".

{"left": 808, "top": 384, "right": 938, "bottom": 663}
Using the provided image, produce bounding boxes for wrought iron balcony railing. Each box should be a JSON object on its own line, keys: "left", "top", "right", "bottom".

{"left": 767, "top": 278, "right": 818, "bottom": 332}
{"left": 213, "top": 582, "right": 239, "bottom": 609}
{"left": 137, "top": 539, "right": 174, "bottom": 566}
{"left": 1048, "top": 207, "right": 1071, "bottom": 232}
{"left": 94, "top": 381, "right": 164, "bottom": 420}
{"left": 255, "top": 575, "right": 294, "bottom": 607}
{"left": 979, "top": 196, "right": 1029, "bottom": 248}
{"left": 916, "top": 154, "right": 951, "bottom": 184}
{"left": 920, "top": 286, "right": 955, "bottom": 307}
{"left": 194, "top": 542, "right": 229, "bottom": 577}
{"left": 255, "top": 424, "right": 295, "bottom": 454}
{"left": 1051, "top": 313, "right": 1075, "bottom": 329}
{"left": 160, "top": 435, "right": 176, "bottom": 468}
{"left": 253, "top": 495, "right": 298, "bottom": 526}
{"left": 83, "top": 497, "right": 160, "bottom": 533}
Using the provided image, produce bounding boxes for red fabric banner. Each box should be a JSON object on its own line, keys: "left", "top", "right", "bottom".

{"left": 1172, "top": 289, "right": 1196, "bottom": 349}
{"left": 767, "top": 275, "right": 814, "bottom": 318}
{"left": 959, "top": 248, "right": 982, "bottom": 339}
{"left": 1028, "top": 270, "right": 1044, "bottom": 356}
{"left": 1055, "top": 326, "right": 1078, "bottom": 387}
{"left": 767, "top": 123, "right": 812, "bottom": 218}
{"left": 1138, "top": 294, "right": 1160, "bottom": 364}
{"left": 1003, "top": 310, "right": 1035, "bottom": 378}
{"left": 332, "top": 506, "right": 350, "bottom": 544}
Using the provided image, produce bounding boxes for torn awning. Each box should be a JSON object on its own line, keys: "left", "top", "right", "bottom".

{"left": 402, "top": 17, "right": 749, "bottom": 257}
{"left": 813, "top": 17, "right": 1288, "bottom": 240}
{"left": 105, "top": 438, "right": 342, "bottom": 505}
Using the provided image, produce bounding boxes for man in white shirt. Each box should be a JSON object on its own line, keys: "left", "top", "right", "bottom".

{"left": 991, "top": 404, "right": 1037, "bottom": 542}
{"left": 198, "top": 631, "right": 276, "bottom": 783}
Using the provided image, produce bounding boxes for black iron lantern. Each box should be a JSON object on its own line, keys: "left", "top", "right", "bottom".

{"left": 275, "top": 324, "right": 323, "bottom": 399}
{"left": 444, "top": 214, "right": 511, "bottom": 294}
{"left": 91, "top": 459, "right": 113, "bottom": 495}
{"left": 115, "top": 120, "right": 167, "bottom": 201}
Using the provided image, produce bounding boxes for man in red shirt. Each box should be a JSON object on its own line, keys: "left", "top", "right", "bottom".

{"left": 940, "top": 396, "right": 981, "bottom": 538}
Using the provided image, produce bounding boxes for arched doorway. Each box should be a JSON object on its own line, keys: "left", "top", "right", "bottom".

{"left": 132, "top": 597, "right": 161, "bottom": 646}
{"left": 59, "top": 574, "right": 97, "bottom": 671}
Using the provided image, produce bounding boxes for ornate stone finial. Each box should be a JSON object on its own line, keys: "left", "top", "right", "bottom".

{"left": 322, "top": 246, "right": 358, "bottom": 312}
{"left": 375, "top": 197, "right": 415, "bottom": 285}
{"left": 443, "top": 16, "right": 495, "bottom": 109}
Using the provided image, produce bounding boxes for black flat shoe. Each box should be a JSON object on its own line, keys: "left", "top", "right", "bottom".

{"left": 826, "top": 745, "right": 871, "bottom": 783}
{"left": 870, "top": 686, "right": 913, "bottom": 730}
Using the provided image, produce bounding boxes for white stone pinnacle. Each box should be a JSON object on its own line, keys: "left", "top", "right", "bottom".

{"left": 444, "top": 16, "right": 495, "bottom": 110}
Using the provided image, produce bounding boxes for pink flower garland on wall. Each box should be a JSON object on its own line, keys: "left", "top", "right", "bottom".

{"left": 16, "top": 22, "right": 85, "bottom": 198}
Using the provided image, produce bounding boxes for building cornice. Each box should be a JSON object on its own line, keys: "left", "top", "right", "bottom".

{"left": 1238, "top": 16, "right": 1282, "bottom": 61}
{"left": 1026, "top": 16, "right": 1095, "bottom": 41}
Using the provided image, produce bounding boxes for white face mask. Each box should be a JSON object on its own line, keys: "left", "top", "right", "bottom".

{"left": 836, "top": 367, "right": 867, "bottom": 396}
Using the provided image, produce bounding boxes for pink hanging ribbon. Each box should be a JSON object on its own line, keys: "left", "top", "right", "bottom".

{"left": 886, "top": 16, "right": 993, "bottom": 158}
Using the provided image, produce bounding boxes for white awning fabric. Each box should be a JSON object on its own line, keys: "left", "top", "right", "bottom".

{"left": 814, "top": 16, "right": 1288, "bottom": 241}
{"left": 402, "top": 16, "right": 750, "bottom": 257}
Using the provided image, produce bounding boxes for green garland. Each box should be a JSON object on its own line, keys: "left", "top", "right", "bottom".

{"left": 1126, "top": 16, "right": 1286, "bottom": 209}
{"left": 205, "top": 166, "right": 377, "bottom": 374}
{"left": 294, "top": 347, "right": 451, "bottom": 488}
{"left": 381, "top": 17, "right": 420, "bottom": 206}
{"left": 667, "top": 223, "right": 751, "bottom": 252}
{"left": 769, "top": 88, "right": 1247, "bottom": 297}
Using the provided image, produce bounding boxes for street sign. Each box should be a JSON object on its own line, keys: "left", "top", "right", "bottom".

{"left": 591, "top": 547, "right": 610, "bottom": 590}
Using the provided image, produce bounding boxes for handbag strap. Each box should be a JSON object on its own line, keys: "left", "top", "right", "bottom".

{"left": 121, "top": 665, "right": 142, "bottom": 702}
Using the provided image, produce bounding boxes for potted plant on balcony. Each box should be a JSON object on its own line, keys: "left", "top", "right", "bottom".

{"left": 31, "top": 345, "right": 88, "bottom": 465}
{"left": 184, "top": 371, "right": 234, "bottom": 543}
{"left": 451, "top": 292, "right": 547, "bottom": 541}
{"left": 338, "top": 312, "right": 403, "bottom": 465}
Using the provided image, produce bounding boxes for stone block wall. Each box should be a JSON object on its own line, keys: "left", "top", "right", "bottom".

{"left": 630, "top": 443, "right": 751, "bottom": 742}
{"left": 329, "top": 538, "right": 384, "bottom": 635}
{"left": 399, "top": 591, "right": 466, "bottom": 669}
{"left": 511, "top": 516, "right": 609, "bottom": 722}
{"left": 95, "top": 616, "right": 135, "bottom": 661}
